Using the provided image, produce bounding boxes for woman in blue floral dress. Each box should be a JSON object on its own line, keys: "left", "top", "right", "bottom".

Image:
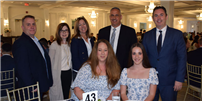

{"left": 71, "top": 39, "right": 121, "bottom": 101}
{"left": 120, "top": 43, "right": 159, "bottom": 101}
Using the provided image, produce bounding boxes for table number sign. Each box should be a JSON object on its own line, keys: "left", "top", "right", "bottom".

{"left": 83, "top": 91, "right": 98, "bottom": 101}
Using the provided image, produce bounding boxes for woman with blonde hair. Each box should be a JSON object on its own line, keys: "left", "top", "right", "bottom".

{"left": 71, "top": 39, "right": 121, "bottom": 101}
{"left": 71, "top": 16, "right": 95, "bottom": 81}
{"left": 49, "top": 23, "right": 72, "bottom": 100}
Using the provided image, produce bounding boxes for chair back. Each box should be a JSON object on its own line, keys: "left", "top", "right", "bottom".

{"left": 187, "top": 63, "right": 202, "bottom": 89}
{"left": 6, "top": 82, "right": 41, "bottom": 101}
{"left": 1, "top": 68, "right": 15, "bottom": 97}
{"left": 184, "top": 63, "right": 202, "bottom": 101}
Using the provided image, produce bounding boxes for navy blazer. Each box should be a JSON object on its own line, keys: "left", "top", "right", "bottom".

{"left": 1, "top": 55, "right": 15, "bottom": 96}
{"left": 98, "top": 24, "right": 137, "bottom": 69}
{"left": 187, "top": 48, "right": 202, "bottom": 88}
{"left": 142, "top": 26, "right": 187, "bottom": 86}
{"left": 12, "top": 32, "right": 53, "bottom": 93}
{"left": 71, "top": 37, "right": 94, "bottom": 71}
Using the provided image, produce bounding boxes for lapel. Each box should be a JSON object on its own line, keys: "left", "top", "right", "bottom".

{"left": 22, "top": 33, "right": 45, "bottom": 59}
{"left": 106, "top": 26, "right": 111, "bottom": 41}
{"left": 151, "top": 28, "right": 159, "bottom": 56}
{"left": 159, "top": 26, "right": 170, "bottom": 56}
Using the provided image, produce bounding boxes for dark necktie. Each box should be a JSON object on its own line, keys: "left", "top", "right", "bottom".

{"left": 157, "top": 30, "right": 162, "bottom": 54}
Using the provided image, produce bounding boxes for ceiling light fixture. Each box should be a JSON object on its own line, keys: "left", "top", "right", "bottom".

{"left": 89, "top": 10, "right": 98, "bottom": 18}
{"left": 196, "top": 13, "right": 202, "bottom": 20}
{"left": 145, "top": 1, "right": 156, "bottom": 14}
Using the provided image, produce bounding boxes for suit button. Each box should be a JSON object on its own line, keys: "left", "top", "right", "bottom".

{"left": 82, "top": 52, "right": 84, "bottom": 54}
{"left": 157, "top": 59, "right": 159, "bottom": 61}
{"left": 83, "top": 58, "right": 85, "bottom": 59}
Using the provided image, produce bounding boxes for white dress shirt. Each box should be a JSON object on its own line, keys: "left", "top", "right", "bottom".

{"left": 110, "top": 24, "right": 121, "bottom": 54}
{"left": 156, "top": 25, "right": 167, "bottom": 46}
{"left": 82, "top": 37, "right": 92, "bottom": 57}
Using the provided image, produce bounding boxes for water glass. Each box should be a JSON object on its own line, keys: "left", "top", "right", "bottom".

{"left": 112, "top": 92, "right": 120, "bottom": 101}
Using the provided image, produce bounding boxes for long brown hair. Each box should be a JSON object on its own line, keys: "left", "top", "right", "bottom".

{"left": 73, "top": 16, "right": 91, "bottom": 38}
{"left": 55, "top": 23, "right": 71, "bottom": 45}
{"left": 86, "top": 39, "right": 121, "bottom": 89}
{"left": 128, "top": 43, "right": 151, "bottom": 68}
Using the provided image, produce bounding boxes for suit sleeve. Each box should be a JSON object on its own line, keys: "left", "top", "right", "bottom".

{"left": 176, "top": 32, "right": 187, "bottom": 82}
{"left": 12, "top": 42, "right": 35, "bottom": 86}
{"left": 71, "top": 38, "right": 82, "bottom": 71}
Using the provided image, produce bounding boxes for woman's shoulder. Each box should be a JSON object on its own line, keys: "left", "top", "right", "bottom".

{"left": 121, "top": 68, "right": 128, "bottom": 73}
{"left": 50, "top": 41, "right": 59, "bottom": 47}
{"left": 80, "top": 62, "right": 91, "bottom": 71}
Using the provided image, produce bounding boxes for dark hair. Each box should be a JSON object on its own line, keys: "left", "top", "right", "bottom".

{"left": 184, "top": 37, "right": 188, "bottom": 44}
{"left": 55, "top": 23, "right": 71, "bottom": 46}
{"left": 2, "top": 43, "right": 12, "bottom": 52}
{"left": 73, "top": 17, "right": 91, "bottom": 38}
{"left": 86, "top": 39, "right": 121, "bottom": 88}
{"left": 39, "top": 38, "right": 49, "bottom": 49}
{"left": 22, "top": 15, "right": 35, "bottom": 25}
{"left": 110, "top": 7, "right": 121, "bottom": 13}
{"left": 128, "top": 43, "right": 151, "bottom": 68}
{"left": 153, "top": 6, "right": 167, "bottom": 16}
{"left": 143, "top": 30, "right": 146, "bottom": 32}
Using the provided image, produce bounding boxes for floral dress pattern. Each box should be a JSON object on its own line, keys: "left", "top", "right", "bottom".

{"left": 71, "top": 63, "right": 120, "bottom": 101}
{"left": 120, "top": 68, "right": 159, "bottom": 101}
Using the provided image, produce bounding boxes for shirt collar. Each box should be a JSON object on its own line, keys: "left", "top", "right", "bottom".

{"left": 111, "top": 24, "right": 121, "bottom": 30}
{"left": 156, "top": 25, "right": 167, "bottom": 32}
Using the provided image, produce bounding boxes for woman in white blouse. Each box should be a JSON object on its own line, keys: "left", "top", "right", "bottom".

{"left": 71, "top": 17, "right": 94, "bottom": 81}
{"left": 49, "top": 23, "right": 72, "bottom": 100}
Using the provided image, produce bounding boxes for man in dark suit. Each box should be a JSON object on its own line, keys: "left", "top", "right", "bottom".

{"left": 187, "top": 38, "right": 202, "bottom": 88}
{"left": 12, "top": 15, "right": 53, "bottom": 99}
{"left": 98, "top": 7, "right": 137, "bottom": 69}
{"left": 1, "top": 43, "right": 15, "bottom": 97}
{"left": 142, "top": 6, "right": 186, "bottom": 101}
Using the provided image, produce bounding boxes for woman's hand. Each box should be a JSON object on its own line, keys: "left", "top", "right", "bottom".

{"left": 107, "top": 89, "right": 120, "bottom": 100}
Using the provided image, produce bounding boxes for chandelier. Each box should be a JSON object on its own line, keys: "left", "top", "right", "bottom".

{"left": 147, "top": 15, "right": 153, "bottom": 22}
{"left": 145, "top": 2, "right": 156, "bottom": 14}
{"left": 89, "top": 10, "right": 98, "bottom": 18}
{"left": 196, "top": 13, "right": 202, "bottom": 20}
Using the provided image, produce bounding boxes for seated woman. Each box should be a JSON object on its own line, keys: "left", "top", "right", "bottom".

{"left": 71, "top": 39, "right": 121, "bottom": 101}
{"left": 120, "top": 43, "right": 159, "bottom": 101}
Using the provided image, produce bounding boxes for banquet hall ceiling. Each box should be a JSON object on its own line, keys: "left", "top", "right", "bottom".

{"left": 1, "top": 0, "right": 202, "bottom": 19}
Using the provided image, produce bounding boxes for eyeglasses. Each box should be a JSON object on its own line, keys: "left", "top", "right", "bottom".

{"left": 60, "top": 30, "right": 68, "bottom": 33}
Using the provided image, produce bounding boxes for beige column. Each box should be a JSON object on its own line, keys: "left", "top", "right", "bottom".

{"left": 44, "top": 9, "right": 50, "bottom": 39}
{"left": 2, "top": 5, "right": 10, "bottom": 36}
{"left": 160, "top": 1, "right": 174, "bottom": 27}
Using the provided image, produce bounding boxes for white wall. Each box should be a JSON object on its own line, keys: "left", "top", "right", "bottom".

{"left": 1, "top": 4, "right": 202, "bottom": 40}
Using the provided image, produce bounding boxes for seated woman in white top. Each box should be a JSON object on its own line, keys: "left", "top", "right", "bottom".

{"left": 120, "top": 43, "right": 159, "bottom": 101}
{"left": 71, "top": 39, "right": 121, "bottom": 101}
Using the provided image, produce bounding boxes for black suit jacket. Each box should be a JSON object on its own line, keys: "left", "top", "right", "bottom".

{"left": 71, "top": 37, "right": 94, "bottom": 71}
{"left": 98, "top": 24, "right": 137, "bottom": 69}
{"left": 1, "top": 55, "right": 15, "bottom": 96}
{"left": 187, "top": 48, "right": 202, "bottom": 88}
{"left": 12, "top": 32, "right": 53, "bottom": 93}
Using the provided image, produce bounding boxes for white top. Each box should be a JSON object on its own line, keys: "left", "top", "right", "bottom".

{"left": 156, "top": 25, "right": 167, "bottom": 46}
{"left": 110, "top": 24, "right": 121, "bottom": 54}
{"left": 61, "top": 44, "right": 71, "bottom": 70}
{"left": 82, "top": 37, "right": 92, "bottom": 57}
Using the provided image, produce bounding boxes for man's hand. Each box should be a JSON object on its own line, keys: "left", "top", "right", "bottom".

{"left": 173, "top": 81, "right": 183, "bottom": 91}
